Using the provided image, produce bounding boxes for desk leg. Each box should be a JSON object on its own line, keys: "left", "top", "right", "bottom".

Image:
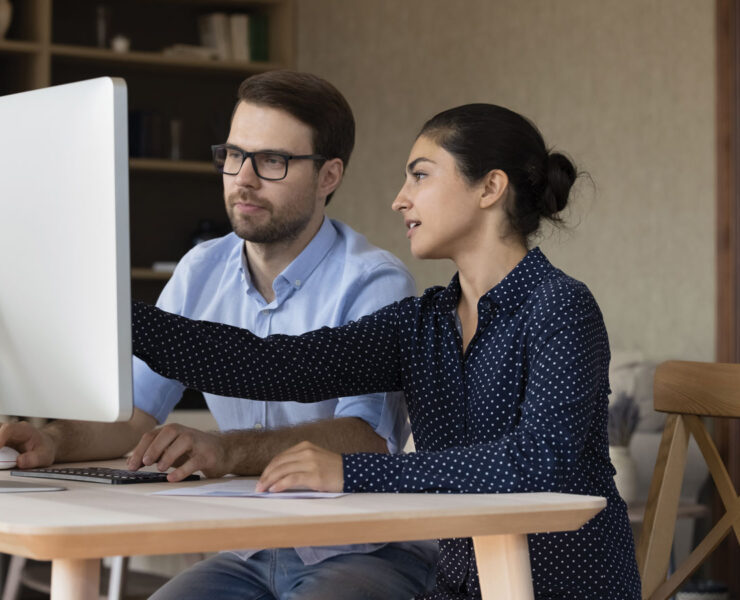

{"left": 473, "top": 533, "right": 534, "bottom": 600}
{"left": 50, "top": 558, "right": 100, "bottom": 600}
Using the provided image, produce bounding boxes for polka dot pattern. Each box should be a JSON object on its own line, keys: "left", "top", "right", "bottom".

{"left": 133, "top": 248, "right": 641, "bottom": 599}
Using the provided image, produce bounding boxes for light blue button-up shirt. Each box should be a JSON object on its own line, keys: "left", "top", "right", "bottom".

{"left": 133, "top": 217, "right": 433, "bottom": 564}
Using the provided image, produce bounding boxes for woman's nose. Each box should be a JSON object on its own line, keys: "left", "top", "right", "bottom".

{"left": 392, "top": 187, "right": 410, "bottom": 212}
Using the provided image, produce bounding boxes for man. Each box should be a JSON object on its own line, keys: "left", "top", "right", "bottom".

{"left": 0, "top": 71, "right": 436, "bottom": 600}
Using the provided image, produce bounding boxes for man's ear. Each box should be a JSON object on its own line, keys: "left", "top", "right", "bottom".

{"left": 480, "top": 169, "right": 509, "bottom": 209}
{"left": 318, "top": 158, "right": 344, "bottom": 199}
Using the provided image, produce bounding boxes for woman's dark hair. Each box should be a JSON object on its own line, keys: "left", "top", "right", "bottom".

{"left": 419, "top": 103, "right": 577, "bottom": 241}
{"left": 235, "top": 71, "right": 355, "bottom": 205}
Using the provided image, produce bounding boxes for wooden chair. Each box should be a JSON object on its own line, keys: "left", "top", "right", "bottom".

{"left": 636, "top": 360, "right": 740, "bottom": 599}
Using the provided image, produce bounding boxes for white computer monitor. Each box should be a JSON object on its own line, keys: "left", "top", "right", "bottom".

{"left": 0, "top": 77, "right": 133, "bottom": 422}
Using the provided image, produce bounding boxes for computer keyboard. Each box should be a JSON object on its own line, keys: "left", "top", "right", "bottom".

{"left": 10, "top": 466, "right": 200, "bottom": 485}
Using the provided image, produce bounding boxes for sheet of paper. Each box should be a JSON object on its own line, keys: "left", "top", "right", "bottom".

{"left": 152, "top": 479, "right": 346, "bottom": 499}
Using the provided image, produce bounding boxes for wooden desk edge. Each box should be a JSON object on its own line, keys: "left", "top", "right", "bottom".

{"left": 0, "top": 501, "right": 605, "bottom": 560}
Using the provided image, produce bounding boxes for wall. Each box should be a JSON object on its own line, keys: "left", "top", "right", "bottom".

{"left": 297, "top": 0, "right": 716, "bottom": 361}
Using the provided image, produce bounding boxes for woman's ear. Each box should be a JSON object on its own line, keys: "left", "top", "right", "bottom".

{"left": 318, "top": 158, "right": 344, "bottom": 199}
{"left": 480, "top": 169, "right": 509, "bottom": 209}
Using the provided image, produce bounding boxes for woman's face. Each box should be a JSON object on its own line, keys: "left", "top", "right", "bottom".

{"left": 392, "top": 135, "right": 483, "bottom": 260}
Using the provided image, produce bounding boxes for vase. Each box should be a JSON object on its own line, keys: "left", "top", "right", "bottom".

{"left": 0, "top": 0, "right": 12, "bottom": 40}
{"left": 609, "top": 445, "right": 639, "bottom": 505}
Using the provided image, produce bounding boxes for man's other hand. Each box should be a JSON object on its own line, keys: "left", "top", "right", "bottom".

{"left": 127, "top": 424, "right": 230, "bottom": 482}
{"left": 0, "top": 421, "right": 56, "bottom": 468}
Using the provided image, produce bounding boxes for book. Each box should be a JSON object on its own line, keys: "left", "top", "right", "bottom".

{"left": 249, "top": 13, "right": 269, "bottom": 62}
{"left": 128, "top": 109, "right": 165, "bottom": 158}
{"left": 198, "top": 12, "right": 231, "bottom": 60}
{"left": 229, "top": 14, "right": 250, "bottom": 61}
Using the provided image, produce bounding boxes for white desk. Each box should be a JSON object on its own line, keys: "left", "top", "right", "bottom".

{"left": 0, "top": 461, "right": 605, "bottom": 600}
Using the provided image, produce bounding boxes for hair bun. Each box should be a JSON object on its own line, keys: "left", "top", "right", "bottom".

{"left": 542, "top": 152, "right": 577, "bottom": 215}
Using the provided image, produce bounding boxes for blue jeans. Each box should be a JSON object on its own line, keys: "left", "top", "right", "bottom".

{"left": 149, "top": 545, "right": 437, "bottom": 600}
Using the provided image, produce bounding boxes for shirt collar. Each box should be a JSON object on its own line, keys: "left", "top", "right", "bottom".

{"left": 239, "top": 217, "right": 338, "bottom": 305}
{"left": 278, "top": 216, "right": 337, "bottom": 290}
{"left": 434, "top": 247, "right": 554, "bottom": 315}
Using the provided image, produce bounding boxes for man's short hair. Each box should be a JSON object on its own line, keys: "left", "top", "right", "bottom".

{"left": 235, "top": 71, "right": 355, "bottom": 204}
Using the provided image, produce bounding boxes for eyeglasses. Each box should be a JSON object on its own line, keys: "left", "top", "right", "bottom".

{"left": 211, "top": 144, "right": 326, "bottom": 181}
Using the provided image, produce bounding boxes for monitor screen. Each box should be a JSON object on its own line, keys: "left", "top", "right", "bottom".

{"left": 0, "top": 77, "right": 133, "bottom": 422}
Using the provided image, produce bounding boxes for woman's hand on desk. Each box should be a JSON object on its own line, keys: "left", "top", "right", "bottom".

{"left": 127, "top": 423, "right": 231, "bottom": 482}
{"left": 0, "top": 421, "right": 56, "bottom": 468}
{"left": 256, "top": 441, "right": 343, "bottom": 493}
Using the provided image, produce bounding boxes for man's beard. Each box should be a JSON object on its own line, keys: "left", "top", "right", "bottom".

{"left": 226, "top": 191, "right": 315, "bottom": 244}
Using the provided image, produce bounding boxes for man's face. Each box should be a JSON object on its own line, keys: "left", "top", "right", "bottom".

{"left": 223, "top": 102, "right": 322, "bottom": 243}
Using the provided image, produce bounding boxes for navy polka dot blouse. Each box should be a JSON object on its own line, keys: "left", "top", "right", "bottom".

{"left": 133, "top": 247, "right": 641, "bottom": 599}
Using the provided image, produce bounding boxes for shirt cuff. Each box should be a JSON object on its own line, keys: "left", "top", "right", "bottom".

{"left": 342, "top": 452, "right": 404, "bottom": 493}
{"left": 334, "top": 392, "right": 410, "bottom": 455}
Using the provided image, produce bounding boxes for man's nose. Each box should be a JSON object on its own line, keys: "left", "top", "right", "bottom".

{"left": 234, "top": 156, "right": 260, "bottom": 186}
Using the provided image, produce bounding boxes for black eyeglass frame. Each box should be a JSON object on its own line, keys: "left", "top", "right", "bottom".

{"left": 211, "top": 144, "right": 327, "bottom": 181}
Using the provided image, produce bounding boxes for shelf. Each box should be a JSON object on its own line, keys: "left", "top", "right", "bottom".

{"left": 130, "top": 158, "right": 217, "bottom": 175}
{"left": 131, "top": 268, "right": 173, "bottom": 281}
{"left": 50, "top": 44, "right": 285, "bottom": 74}
{"left": 0, "top": 40, "right": 43, "bottom": 55}
{"left": 1, "top": 0, "right": 293, "bottom": 294}
{"left": 173, "top": 0, "right": 287, "bottom": 5}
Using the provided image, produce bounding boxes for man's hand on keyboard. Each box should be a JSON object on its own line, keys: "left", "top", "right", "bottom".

{"left": 127, "top": 423, "right": 230, "bottom": 482}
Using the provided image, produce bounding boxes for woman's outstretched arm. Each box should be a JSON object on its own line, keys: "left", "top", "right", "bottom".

{"left": 132, "top": 300, "right": 404, "bottom": 402}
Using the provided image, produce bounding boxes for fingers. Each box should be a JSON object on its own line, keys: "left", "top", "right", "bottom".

{"left": 0, "top": 422, "right": 13, "bottom": 449}
{"left": 156, "top": 433, "right": 197, "bottom": 472}
{"left": 256, "top": 442, "right": 303, "bottom": 491}
{"left": 0, "top": 421, "right": 33, "bottom": 449}
{"left": 127, "top": 425, "right": 181, "bottom": 470}
{"left": 0, "top": 422, "right": 55, "bottom": 468}
{"left": 126, "top": 425, "right": 226, "bottom": 480}
{"left": 15, "top": 448, "right": 51, "bottom": 470}
{"left": 126, "top": 432, "right": 151, "bottom": 470}
{"left": 167, "top": 456, "right": 202, "bottom": 483}
{"left": 256, "top": 442, "right": 343, "bottom": 493}
{"left": 257, "top": 456, "right": 312, "bottom": 492}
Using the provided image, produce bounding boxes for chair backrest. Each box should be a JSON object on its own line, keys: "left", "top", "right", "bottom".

{"left": 636, "top": 360, "right": 740, "bottom": 600}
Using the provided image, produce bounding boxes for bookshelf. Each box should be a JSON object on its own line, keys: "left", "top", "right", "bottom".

{"left": 0, "top": 0, "right": 294, "bottom": 294}
{"left": 0, "top": 0, "right": 294, "bottom": 409}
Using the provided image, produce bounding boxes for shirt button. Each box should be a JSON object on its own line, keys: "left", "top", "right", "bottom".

{"left": 295, "top": 280, "right": 301, "bottom": 287}
{"left": 254, "top": 423, "right": 263, "bottom": 430}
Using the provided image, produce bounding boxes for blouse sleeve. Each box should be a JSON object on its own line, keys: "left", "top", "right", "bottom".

{"left": 343, "top": 293, "right": 609, "bottom": 494}
{"left": 132, "top": 300, "right": 404, "bottom": 402}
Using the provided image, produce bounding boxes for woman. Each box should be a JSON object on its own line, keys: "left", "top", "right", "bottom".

{"left": 133, "top": 104, "right": 641, "bottom": 599}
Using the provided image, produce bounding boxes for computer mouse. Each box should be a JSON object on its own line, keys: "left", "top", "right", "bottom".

{"left": 0, "top": 446, "right": 19, "bottom": 469}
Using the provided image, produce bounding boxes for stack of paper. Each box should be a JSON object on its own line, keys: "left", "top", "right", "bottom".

{"left": 152, "top": 479, "right": 346, "bottom": 499}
